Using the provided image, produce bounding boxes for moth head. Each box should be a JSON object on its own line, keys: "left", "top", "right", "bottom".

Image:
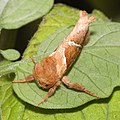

{"left": 33, "top": 56, "right": 58, "bottom": 89}
{"left": 37, "top": 80, "right": 54, "bottom": 89}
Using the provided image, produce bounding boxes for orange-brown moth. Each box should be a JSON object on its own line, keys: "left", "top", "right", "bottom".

{"left": 13, "top": 11, "right": 99, "bottom": 106}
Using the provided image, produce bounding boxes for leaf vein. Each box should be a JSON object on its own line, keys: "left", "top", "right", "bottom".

{"left": 73, "top": 66, "right": 107, "bottom": 96}
{"left": 84, "top": 51, "right": 119, "bottom": 65}
{"left": 90, "top": 30, "right": 120, "bottom": 46}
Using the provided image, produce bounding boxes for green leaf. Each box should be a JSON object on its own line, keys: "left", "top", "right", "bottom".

{"left": 0, "top": 49, "right": 20, "bottom": 61}
{"left": 0, "top": 0, "right": 9, "bottom": 15}
{"left": 22, "top": 88, "right": 120, "bottom": 120}
{"left": 1, "top": 64, "right": 120, "bottom": 120}
{"left": 0, "top": 61, "right": 25, "bottom": 120}
{"left": 0, "top": 0, "right": 54, "bottom": 29}
{"left": 1, "top": 63, "right": 120, "bottom": 119}
{"left": 0, "top": 102, "right": 2, "bottom": 120}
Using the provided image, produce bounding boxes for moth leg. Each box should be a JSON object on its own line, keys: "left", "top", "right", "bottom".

{"left": 62, "top": 76, "right": 100, "bottom": 98}
{"left": 12, "top": 75, "right": 34, "bottom": 83}
{"left": 37, "top": 81, "right": 61, "bottom": 106}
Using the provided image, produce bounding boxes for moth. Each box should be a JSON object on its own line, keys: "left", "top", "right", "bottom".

{"left": 13, "top": 11, "right": 99, "bottom": 106}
